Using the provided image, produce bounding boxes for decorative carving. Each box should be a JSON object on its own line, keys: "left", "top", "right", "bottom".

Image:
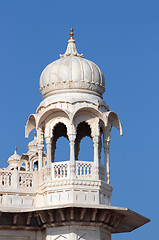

{"left": 53, "top": 162, "right": 68, "bottom": 179}
{"left": 47, "top": 210, "right": 54, "bottom": 222}
{"left": 70, "top": 207, "right": 74, "bottom": 220}
{"left": 18, "top": 172, "right": 33, "bottom": 188}
{"left": 0, "top": 171, "right": 12, "bottom": 186}
{"left": 38, "top": 211, "right": 47, "bottom": 223}
{"left": 76, "top": 162, "right": 92, "bottom": 178}
{"left": 26, "top": 212, "right": 32, "bottom": 225}
{"left": 91, "top": 209, "right": 97, "bottom": 221}
{"left": 59, "top": 209, "right": 65, "bottom": 221}
{"left": 79, "top": 208, "right": 86, "bottom": 220}
{"left": 13, "top": 213, "right": 18, "bottom": 225}
{"left": 34, "top": 212, "right": 41, "bottom": 226}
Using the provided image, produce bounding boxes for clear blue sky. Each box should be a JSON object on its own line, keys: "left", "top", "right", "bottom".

{"left": 0, "top": 1, "right": 158, "bottom": 239}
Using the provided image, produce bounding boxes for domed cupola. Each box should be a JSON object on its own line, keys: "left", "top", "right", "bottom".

{"left": 7, "top": 146, "right": 20, "bottom": 170}
{"left": 40, "top": 28, "right": 105, "bottom": 98}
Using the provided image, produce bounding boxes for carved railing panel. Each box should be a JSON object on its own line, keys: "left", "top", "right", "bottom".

{"left": 0, "top": 170, "right": 12, "bottom": 186}
{"left": 52, "top": 161, "right": 69, "bottom": 179}
{"left": 18, "top": 171, "right": 33, "bottom": 188}
{"left": 76, "top": 161, "right": 93, "bottom": 178}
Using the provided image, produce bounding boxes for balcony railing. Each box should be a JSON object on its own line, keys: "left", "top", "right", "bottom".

{"left": 0, "top": 170, "right": 12, "bottom": 186}
{"left": 18, "top": 172, "right": 33, "bottom": 188}
{"left": 0, "top": 169, "right": 36, "bottom": 191}
{"left": 0, "top": 161, "right": 106, "bottom": 191}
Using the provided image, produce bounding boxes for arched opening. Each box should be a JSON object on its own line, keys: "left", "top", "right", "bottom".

{"left": 54, "top": 137, "right": 70, "bottom": 162}
{"left": 20, "top": 162, "right": 26, "bottom": 171}
{"left": 75, "top": 122, "right": 93, "bottom": 161}
{"left": 78, "top": 137, "right": 94, "bottom": 161}
{"left": 52, "top": 122, "right": 70, "bottom": 162}
{"left": 33, "top": 161, "right": 38, "bottom": 171}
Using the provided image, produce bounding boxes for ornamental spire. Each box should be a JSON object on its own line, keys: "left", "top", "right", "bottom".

{"left": 60, "top": 28, "right": 83, "bottom": 58}
{"left": 70, "top": 27, "right": 74, "bottom": 39}
{"left": 15, "top": 146, "right": 17, "bottom": 154}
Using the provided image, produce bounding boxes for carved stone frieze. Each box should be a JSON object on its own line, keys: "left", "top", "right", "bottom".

{"left": 0, "top": 207, "right": 124, "bottom": 231}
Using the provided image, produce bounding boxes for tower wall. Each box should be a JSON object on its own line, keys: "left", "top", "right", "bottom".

{"left": 46, "top": 226, "right": 111, "bottom": 240}
{"left": 0, "top": 230, "right": 44, "bottom": 240}
{"left": 0, "top": 226, "right": 111, "bottom": 240}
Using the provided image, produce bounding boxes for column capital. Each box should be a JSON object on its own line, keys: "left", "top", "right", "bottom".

{"left": 68, "top": 134, "right": 76, "bottom": 142}
{"left": 103, "top": 140, "right": 110, "bottom": 152}
{"left": 37, "top": 127, "right": 44, "bottom": 144}
{"left": 37, "top": 143, "right": 44, "bottom": 150}
{"left": 93, "top": 135, "right": 100, "bottom": 144}
{"left": 103, "top": 136, "right": 111, "bottom": 145}
{"left": 104, "top": 133, "right": 111, "bottom": 143}
{"left": 45, "top": 137, "right": 52, "bottom": 145}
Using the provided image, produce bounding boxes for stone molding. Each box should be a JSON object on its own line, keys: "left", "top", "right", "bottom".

{"left": 0, "top": 206, "right": 149, "bottom": 234}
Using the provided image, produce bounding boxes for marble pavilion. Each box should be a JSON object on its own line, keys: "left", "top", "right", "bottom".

{"left": 0, "top": 28, "right": 149, "bottom": 240}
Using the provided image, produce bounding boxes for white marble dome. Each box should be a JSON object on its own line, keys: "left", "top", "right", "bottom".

{"left": 7, "top": 146, "right": 20, "bottom": 169}
{"left": 40, "top": 30, "right": 105, "bottom": 98}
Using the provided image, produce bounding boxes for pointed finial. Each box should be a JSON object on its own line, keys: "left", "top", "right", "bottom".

{"left": 60, "top": 28, "right": 83, "bottom": 58}
{"left": 15, "top": 146, "right": 17, "bottom": 154}
{"left": 70, "top": 27, "right": 74, "bottom": 39}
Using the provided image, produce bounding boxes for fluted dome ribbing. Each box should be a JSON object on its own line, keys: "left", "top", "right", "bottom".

{"left": 40, "top": 31, "right": 105, "bottom": 97}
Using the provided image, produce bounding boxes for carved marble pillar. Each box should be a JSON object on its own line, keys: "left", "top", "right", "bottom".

{"left": 45, "top": 137, "right": 52, "bottom": 168}
{"left": 103, "top": 137, "right": 111, "bottom": 184}
{"left": 26, "top": 162, "right": 30, "bottom": 171}
{"left": 93, "top": 135, "right": 100, "bottom": 180}
{"left": 38, "top": 144, "right": 44, "bottom": 171}
{"left": 69, "top": 134, "right": 76, "bottom": 179}
{"left": 30, "top": 159, "right": 33, "bottom": 171}
{"left": 37, "top": 128, "right": 44, "bottom": 171}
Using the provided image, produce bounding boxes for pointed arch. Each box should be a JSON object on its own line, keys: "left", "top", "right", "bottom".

{"left": 73, "top": 108, "right": 101, "bottom": 138}
{"left": 51, "top": 122, "right": 70, "bottom": 162}
{"left": 107, "top": 111, "right": 123, "bottom": 135}
{"left": 75, "top": 121, "right": 93, "bottom": 161}
{"left": 25, "top": 114, "right": 36, "bottom": 138}
{"left": 72, "top": 107, "right": 106, "bottom": 125}
{"left": 19, "top": 155, "right": 29, "bottom": 171}
{"left": 37, "top": 108, "right": 70, "bottom": 128}
{"left": 47, "top": 117, "right": 71, "bottom": 139}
